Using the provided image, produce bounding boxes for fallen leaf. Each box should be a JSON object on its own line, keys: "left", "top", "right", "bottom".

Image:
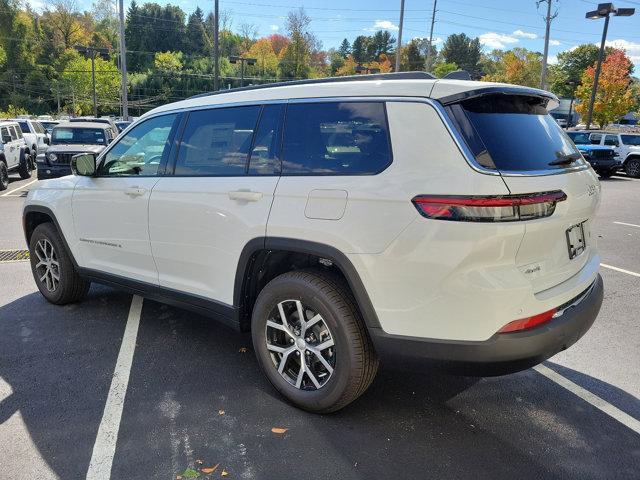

{"left": 271, "top": 427, "right": 288, "bottom": 434}
{"left": 218, "top": 410, "right": 225, "bottom": 415}
{"left": 181, "top": 468, "right": 200, "bottom": 478}
{"left": 238, "top": 347, "right": 248, "bottom": 353}
{"left": 201, "top": 464, "right": 219, "bottom": 474}
{"left": 221, "top": 469, "right": 229, "bottom": 476}
{"left": 196, "top": 459, "right": 203, "bottom": 465}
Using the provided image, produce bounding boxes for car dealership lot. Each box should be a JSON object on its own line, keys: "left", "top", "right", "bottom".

{"left": 1, "top": 176, "right": 639, "bottom": 479}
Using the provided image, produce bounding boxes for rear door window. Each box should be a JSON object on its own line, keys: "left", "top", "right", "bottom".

{"left": 446, "top": 95, "right": 584, "bottom": 172}
{"left": 282, "top": 102, "right": 392, "bottom": 175}
{"left": 9, "top": 126, "right": 18, "bottom": 141}
{"left": 248, "top": 104, "right": 283, "bottom": 175}
{"left": 621, "top": 135, "right": 640, "bottom": 146}
{"left": 175, "top": 106, "right": 260, "bottom": 176}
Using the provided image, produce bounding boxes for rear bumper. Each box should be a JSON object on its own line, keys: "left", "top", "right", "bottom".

{"left": 36, "top": 163, "right": 71, "bottom": 179}
{"left": 370, "top": 274, "right": 603, "bottom": 375}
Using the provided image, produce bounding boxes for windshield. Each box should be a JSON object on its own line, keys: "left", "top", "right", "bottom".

{"left": 621, "top": 135, "right": 640, "bottom": 146}
{"left": 52, "top": 127, "right": 106, "bottom": 145}
{"left": 566, "top": 132, "right": 591, "bottom": 145}
{"left": 447, "top": 94, "right": 583, "bottom": 172}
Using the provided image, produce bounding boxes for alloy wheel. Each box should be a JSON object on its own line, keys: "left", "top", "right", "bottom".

{"left": 265, "top": 299, "right": 336, "bottom": 390}
{"left": 34, "top": 239, "right": 60, "bottom": 292}
{"left": 627, "top": 160, "right": 640, "bottom": 177}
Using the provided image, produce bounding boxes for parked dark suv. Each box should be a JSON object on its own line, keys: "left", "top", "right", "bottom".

{"left": 36, "top": 122, "right": 116, "bottom": 179}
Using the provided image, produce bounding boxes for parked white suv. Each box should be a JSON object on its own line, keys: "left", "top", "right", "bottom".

{"left": 587, "top": 132, "right": 640, "bottom": 177}
{"left": 0, "top": 120, "right": 33, "bottom": 190}
{"left": 13, "top": 118, "right": 49, "bottom": 159}
{"left": 23, "top": 73, "right": 604, "bottom": 412}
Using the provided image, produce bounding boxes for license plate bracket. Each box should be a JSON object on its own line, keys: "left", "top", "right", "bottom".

{"left": 566, "top": 222, "right": 586, "bottom": 260}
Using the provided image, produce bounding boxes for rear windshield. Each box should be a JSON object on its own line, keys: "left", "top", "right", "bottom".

{"left": 52, "top": 127, "right": 106, "bottom": 145}
{"left": 621, "top": 135, "right": 640, "bottom": 146}
{"left": 447, "top": 95, "right": 583, "bottom": 172}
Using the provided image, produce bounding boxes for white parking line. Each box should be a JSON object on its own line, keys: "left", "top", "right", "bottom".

{"left": 534, "top": 364, "right": 640, "bottom": 435}
{"left": 86, "top": 295, "right": 143, "bottom": 480}
{"left": 601, "top": 263, "right": 640, "bottom": 278}
{"left": 1, "top": 179, "right": 37, "bottom": 197}
{"left": 613, "top": 221, "right": 640, "bottom": 229}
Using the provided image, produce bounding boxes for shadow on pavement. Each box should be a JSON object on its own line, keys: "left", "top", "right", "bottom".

{"left": 1, "top": 288, "right": 639, "bottom": 479}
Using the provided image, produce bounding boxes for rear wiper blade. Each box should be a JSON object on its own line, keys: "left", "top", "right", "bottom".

{"left": 548, "top": 152, "right": 582, "bottom": 166}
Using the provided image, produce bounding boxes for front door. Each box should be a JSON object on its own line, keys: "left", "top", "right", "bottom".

{"left": 72, "top": 113, "right": 180, "bottom": 284}
{"left": 1, "top": 126, "right": 19, "bottom": 168}
{"left": 149, "top": 104, "right": 283, "bottom": 305}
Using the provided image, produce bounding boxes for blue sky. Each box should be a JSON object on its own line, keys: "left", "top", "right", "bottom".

{"left": 59, "top": 0, "right": 640, "bottom": 69}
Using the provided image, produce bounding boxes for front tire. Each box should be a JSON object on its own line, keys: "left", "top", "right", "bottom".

{"left": 598, "top": 170, "right": 612, "bottom": 179}
{"left": 625, "top": 159, "right": 640, "bottom": 178}
{"left": 251, "top": 269, "right": 378, "bottom": 413}
{"left": 29, "top": 223, "right": 90, "bottom": 304}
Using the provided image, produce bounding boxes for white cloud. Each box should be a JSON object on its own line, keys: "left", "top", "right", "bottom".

{"left": 370, "top": 19, "right": 399, "bottom": 31}
{"left": 549, "top": 39, "right": 561, "bottom": 46}
{"left": 479, "top": 32, "right": 519, "bottom": 49}
{"left": 548, "top": 55, "right": 558, "bottom": 65}
{"left": 432, "top": 36, "right": 444, "bottom": 45}
{"left": 269, "top": 24, "right": 279, "bottom": 31}
{"left": 513, "top": 30, "right": 537, "bottom": 40}
{"left": 605, "top": 39, "right": 640, "bottom": 65}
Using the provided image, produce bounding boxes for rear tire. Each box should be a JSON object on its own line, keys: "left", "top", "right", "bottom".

{"left": 18, "top": 149, "right": 31, "bottom": 179}
{"left": 598, "top": 170, "right": 612, "bottom": 179}
{"left": 0, "top": 161, "right": 8, "bottom": 191}
{"left": 251, "top": 269, "right": 378, "bottom": 413}
{"left": 625, "top": 159, "right": 640, "bottom": 178}
{"left": 29, "top": 223, "right": 90, "bottom": 305}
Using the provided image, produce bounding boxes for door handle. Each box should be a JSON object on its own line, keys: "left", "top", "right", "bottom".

{"left": 228, "top": 190, "right": 263, "bottom": 202}
{"left": 124, "top": 186, "right": 146, "bottom": 197}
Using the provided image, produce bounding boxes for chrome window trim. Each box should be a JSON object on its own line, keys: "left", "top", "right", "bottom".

{"left": 135, "top": 95, "right": 590, "bottom": 178}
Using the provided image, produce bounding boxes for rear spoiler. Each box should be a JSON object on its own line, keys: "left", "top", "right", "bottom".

{"left": 437, "top": 86, "right": 559, "bottom": 112}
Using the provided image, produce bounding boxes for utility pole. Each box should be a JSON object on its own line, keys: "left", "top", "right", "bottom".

{"left": 118, "top": 0, "right": 129, "bottom": 120}
{"left": 395, "top": 0, "right": 405, "bottom": 72}
{"left": 213, "top": 0, "right": 220, "bottom": 91}
{"left": 538, "top": 0, "right": 557, "bottom": 90}
{"left": 425, "top": 0, "right": 437, "bottom": 72}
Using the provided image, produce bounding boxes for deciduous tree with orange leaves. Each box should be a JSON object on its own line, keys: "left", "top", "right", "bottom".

{"left": 575, "top": 49, "right": 635, "bottom": 128}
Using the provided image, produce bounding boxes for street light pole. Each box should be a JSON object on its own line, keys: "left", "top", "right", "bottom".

{"left": 584, "top": 3, "right": 635, "bottom": 130}
{"left": 425, "top": 0, "right": 437, "bottom": 72}
{"left": 229, "top": 56, "right": 256, "bottom": 87}
{"left": 395, "top": 0, "right": 405, "bottom": 72}
{"left": 586, "top": 13, "right": 610, "bottom": 129}
{"left": 91, "top": 50, "right": 97, "bottom": 117}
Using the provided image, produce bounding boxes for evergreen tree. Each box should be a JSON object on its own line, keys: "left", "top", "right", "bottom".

{"left": 441, "top": 33, "right": 482, "bottom": 78}
{"left": 186, "top": 7, "right": 211, "bottom": 56}
{"left": 338, "top": 38, "right": 351, "bottom": 58}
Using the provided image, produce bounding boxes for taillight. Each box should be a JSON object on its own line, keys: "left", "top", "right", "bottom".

{"left": 497, "top": 308, "right": 558, "bottom": 333}
{"left": 411, "top": 191, "right": 566, "bottom": 222}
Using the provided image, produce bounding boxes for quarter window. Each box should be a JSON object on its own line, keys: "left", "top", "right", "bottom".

{"left": 282, "top": 102, "right": 392, "bottom": 175}
{"left": 175, "top": 106, "right": 261, "bottom": 176}
{"left": 98, "top": 113, "right": 178, "bottom": 176}
{"left": 248, "top": 104, "right": 283, "bottom": 175}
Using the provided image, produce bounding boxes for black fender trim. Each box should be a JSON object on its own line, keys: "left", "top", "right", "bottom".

{"left": 233, "top": 237, "right": 382, "bottom": 330}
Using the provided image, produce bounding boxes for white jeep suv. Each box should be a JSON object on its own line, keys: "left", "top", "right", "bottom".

{"left": 23, "top": 73, "right": 604, "bottom": 412}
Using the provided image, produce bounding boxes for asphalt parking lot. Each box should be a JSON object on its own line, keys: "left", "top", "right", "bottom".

{"left": 1, "top": 171, "right": 639, "bottom": 479}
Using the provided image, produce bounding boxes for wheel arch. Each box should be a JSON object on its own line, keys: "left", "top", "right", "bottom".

{"left": 624, "top": 154, "right": 640, "bottom": 165}
{"left": 234, "top": 237, "right": 381, "bottom": 332}
{"left": 23, "top": 206, "right": 78, "bottom": 268}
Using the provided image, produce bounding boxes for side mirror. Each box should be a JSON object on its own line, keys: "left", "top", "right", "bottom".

{"left": 71, "top": 153, "right": 97, "bottom": 176}
{"left": 44, "top": 137, "right": 50, "bottom": 145}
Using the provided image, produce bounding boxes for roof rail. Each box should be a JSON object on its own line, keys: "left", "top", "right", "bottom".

{"left": 188, "top": 71, "right": 435, "bottom": 99}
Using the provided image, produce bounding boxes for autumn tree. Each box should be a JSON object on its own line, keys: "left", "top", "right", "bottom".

{"left": 548, "top": 44, "right": 615, "bottom": 98}
{"left": 481, "top": 48, "right": 542, "bottom": 88}
{"left": 267, "top": 34, "right": 289, "bottom": 56}
{"left": 279, "top": 8, "right": 313, "bottom": 79}
{"left": 247, "top": 38, "right": 278, "bottom": 77}
{"left": 575, "top": 49, "right": 635, "bottom": 128}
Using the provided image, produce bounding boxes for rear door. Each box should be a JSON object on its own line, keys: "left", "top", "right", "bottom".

{"left": 446, "top": 93, "right": 600, "bottom": 293}
{"left": 148, "top": 104, "right": 282, "bottom": 305}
